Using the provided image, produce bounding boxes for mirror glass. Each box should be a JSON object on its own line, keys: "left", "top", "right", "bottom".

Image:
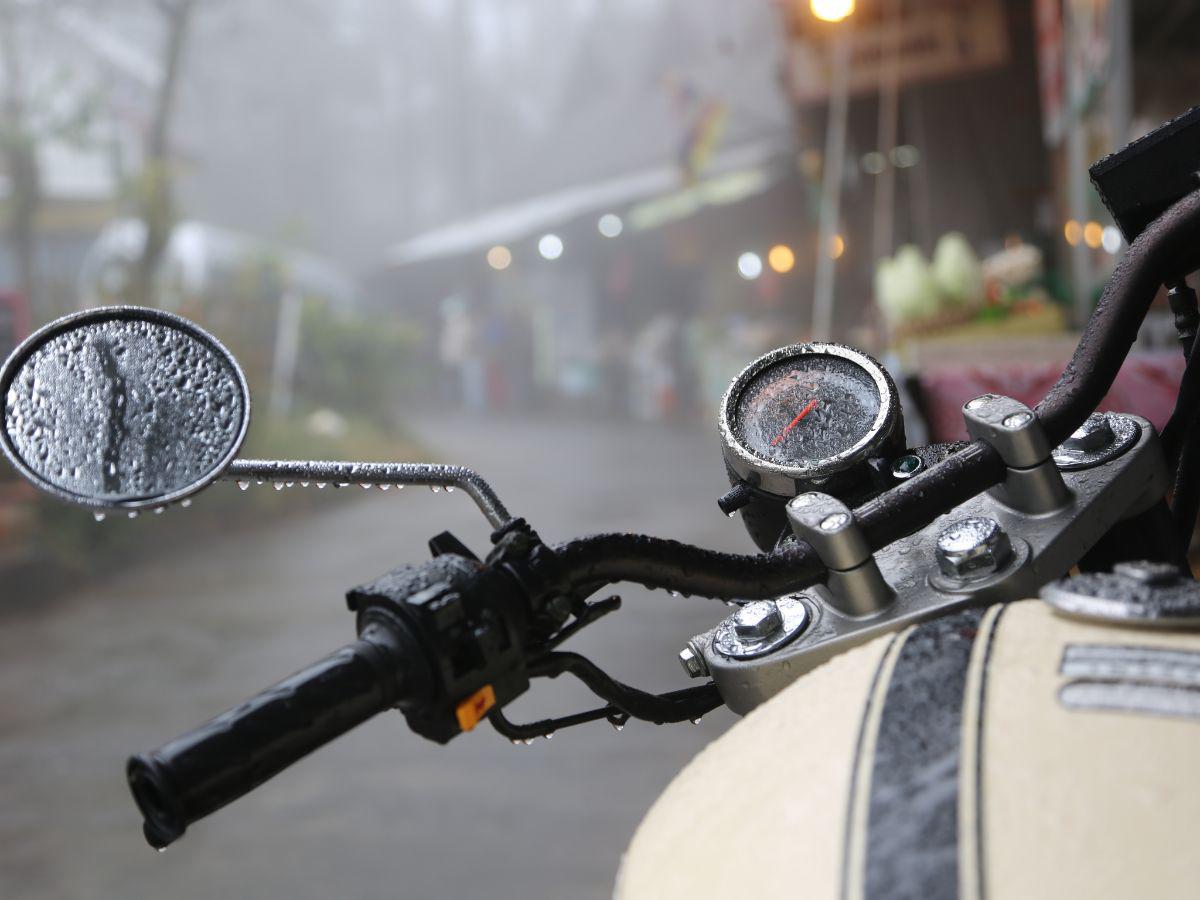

{"left": 0, "top": 306, "right": 249, "bottom": 509}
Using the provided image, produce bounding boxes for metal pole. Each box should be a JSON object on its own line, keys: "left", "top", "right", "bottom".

{"left": 1064, "top": 2, "right": 1092, "bottom": 327}
{"left": 269, "top": 289, "right": 302, "bottom": 419}
{"left": 812, "top": 31, "right": 851, "bottom": 340}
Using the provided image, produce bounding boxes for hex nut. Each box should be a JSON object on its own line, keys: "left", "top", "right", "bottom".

{"left": 678, "top": 645, "right": 708, "bottom": 678}
{"left": 1062, "top": 413, "right": 1115, "bottom": 454}
{"left": 733, "top": 600, "right": 783, "bottom": 641}
{"left": 935, "top": 516, "right": 1013, "bottom": 580}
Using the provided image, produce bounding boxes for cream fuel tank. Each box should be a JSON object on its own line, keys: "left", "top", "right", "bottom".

{"left": 4, "top": 109, "right": 1200, "bottom": 897}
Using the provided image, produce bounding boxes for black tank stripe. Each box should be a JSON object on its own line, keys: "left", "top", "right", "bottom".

{"left": 863, "top": 607, "right": 985, "bottom": 900}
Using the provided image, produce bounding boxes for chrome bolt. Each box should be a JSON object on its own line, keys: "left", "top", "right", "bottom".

{"left": 1062, "top": 413, "right": 1115, "bottom": 454}
{"left": 733, "top": 600, "right": 783, "bottom": 641}
{"left": 678, "top": 644, "right": 708, "bottom": 678}
{"left": 935, "top": 516, "right": 1012, "bottom": 580}
{"left": 1113, "top": 560, "right": 1182, "bottom": 586}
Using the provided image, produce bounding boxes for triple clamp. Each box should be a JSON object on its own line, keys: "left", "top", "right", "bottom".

{"left": 963, "top": 394, "right": 1071, "bottom": 514}
{"left": 786, "top": 492, "right": 894, "bottom": 617}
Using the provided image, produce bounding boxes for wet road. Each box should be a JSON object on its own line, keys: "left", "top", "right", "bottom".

{"left": 0, "top": 416, "right": 755, "bottom": 900}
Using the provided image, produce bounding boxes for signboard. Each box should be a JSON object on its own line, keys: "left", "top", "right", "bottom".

{"left": 787, "top": 0, "right": 1010, "bottom": 106}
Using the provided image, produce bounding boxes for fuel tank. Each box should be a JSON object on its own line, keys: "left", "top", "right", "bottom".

{"left": 617, "top": 599, "right": 1200, "bottom": 899}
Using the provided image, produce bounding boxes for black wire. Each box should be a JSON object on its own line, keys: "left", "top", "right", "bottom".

{"left": 528, "top": 651, "right": 723, "bottom": 724}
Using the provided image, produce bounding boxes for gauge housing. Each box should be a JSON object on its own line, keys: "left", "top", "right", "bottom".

{"left": 718, "top": 342, "right": 903, "bottom": 498}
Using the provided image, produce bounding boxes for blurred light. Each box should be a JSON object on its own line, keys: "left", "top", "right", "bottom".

{"left": 811, "top": 0, "right": 855, "bottom": 22}
{"left": 891, "top": 145, "right": 921, "bottom": 168}
{"left": 1101, "top": 225, "right": 1122, "bottom": 255}
{"left": 861, "top": 151, "right": 886, "bottom": 175}
{"left": 737, "top": 251, "right": 763, "bottom": 280}
{"left": 798, "top": 148, "right": 823, "bottom": 179}
{"left": 1004, "top": 234, "right": 1024, "bottom": 250}
{"left": 538, "top": 233, "right": 564, "bottom": 260}
{"left": 768, "top": 244, "right": 795, "bottom": 274}
{"left": 1064, "top": 220, "right": 1082, "bottom": 246}
{"left": 597, "top": 213, "right": 623, "bottom": 238}
{"left": 829, "top": 234, "right": 846, "bottom": 259}
{"left": 486, "top": 245, "right": 512, "bottom": 270}
{"left": 1083, "top": 221, "right": 1103, "bottom": 249}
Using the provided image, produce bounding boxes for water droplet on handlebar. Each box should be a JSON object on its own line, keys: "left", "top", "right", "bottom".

{"left": 316, "top": 482, "right": 327, "bottom": 489}
{"left": 154, "top": 506, "right": 164, "bottom": 515}
{"left": 361, "top": 483, "right": 372, "bottom": 489}
{"left": 93, "top": 512, "right": 106, "bottom": 522}
{"left": 127, "top": 510, "right": 138, "bottom": 519}
{"left": 544, "top": 732, "right": 554, "bottom": 740}
{"left": 300, "top": 481, "right": 310, "bottom": 487}
{"left": 445, "top": 485, "right": 454, "bottom": 493}
{"left": 284, "top": 481, "right": 294, "bottom": 488}
{"left": 273, "top": 482, "right": 285, "bottom": 491}
{"left": 690, "top": 717, "right": 702, "bottom": 725}
{"left": 668, "top": 590, "right": 680, "bottom": 597}
{"left": 726, "top": 511, "right": 736, "bottom": 518}
{"left": 611, "top": 721, "right": 624, "bottom": 732}
{"left": 522, "top": 738, "right": 533, "bottom": 746}
{"left": 378, "top": 484, "right": 390, "bottom": 491}
{"left": 237, "top": 480, "right": 249, "bottom": 491}
{"left": 180, "top": 499, "right": 192, "bottom": 508}
{"left": 430, "top": 485, "right": 441, "bottom": 493}
{"left": 395, "top": 484, "right": 405, "bottom": 490}
{"left": 337, "top": 482, "right": 349, "bottom": 488}
{"left": 156, "top": 847, "right": 166, "bottom": 854}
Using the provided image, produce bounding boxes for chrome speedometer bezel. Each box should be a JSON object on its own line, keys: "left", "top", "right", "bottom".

{"left": 718, "top": 342, "right": 901, "bottom": 497}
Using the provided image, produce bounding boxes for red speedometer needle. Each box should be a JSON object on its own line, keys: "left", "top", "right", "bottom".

{"left": 771, "top": 398, "right": 819, "bottom": 446}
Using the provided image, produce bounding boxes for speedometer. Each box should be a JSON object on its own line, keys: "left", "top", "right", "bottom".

{"left": 719, "top": 343, "right": 902, "bottom": 497}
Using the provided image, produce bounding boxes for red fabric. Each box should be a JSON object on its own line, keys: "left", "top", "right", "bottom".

{"left": 917, "top": 352, "right": 1185, "bottom": 442}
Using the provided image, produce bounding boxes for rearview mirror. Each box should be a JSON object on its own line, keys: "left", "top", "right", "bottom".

{"left": 0, "top": 306, "right": 250, "bottom": 512}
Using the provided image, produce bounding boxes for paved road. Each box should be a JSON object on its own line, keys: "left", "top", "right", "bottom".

{"left": 0, "top": 416, "right": 758, "bottom": 900}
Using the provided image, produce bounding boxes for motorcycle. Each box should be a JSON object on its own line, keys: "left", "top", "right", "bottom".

{"left": 4, "top": 107, "right": 1200, "bottom": 899}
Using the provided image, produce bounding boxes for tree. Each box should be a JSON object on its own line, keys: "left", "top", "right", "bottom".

{"left": 127, "top": 0, "right": 197, "bottom": 307}
{"left": 0, "top": 0, "right": 42, "bottom": 313}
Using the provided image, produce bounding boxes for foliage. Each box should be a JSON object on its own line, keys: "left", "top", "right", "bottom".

{"left": 293, "top": 301, "right": 423, "bottom": 422}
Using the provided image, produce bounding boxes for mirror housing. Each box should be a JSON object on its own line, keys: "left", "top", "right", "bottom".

{"left": 0, "top": 306, "right": 250, "bottom": 511}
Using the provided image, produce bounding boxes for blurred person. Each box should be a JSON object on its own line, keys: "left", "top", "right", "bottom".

{"left": 629, "top": 313, "right": 680, "bottom": 422}
{"left": 439, "top": 296, "right": 486, "bottom": 413}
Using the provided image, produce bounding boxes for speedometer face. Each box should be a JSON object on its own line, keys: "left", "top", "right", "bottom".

{"left": 734, "top": 354, "right": 880, "bottom": 466}
{"left": 719, "top": 342, "right": 901, "bottom": 496}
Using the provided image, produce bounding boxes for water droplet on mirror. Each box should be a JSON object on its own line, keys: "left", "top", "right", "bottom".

{"left": 154, "top": 506, "right": 165, "bottom": 515}
{"left": 180, "top": 499, "right": 192, "bottom": 508}
{"left": 93, "top": 512, "right": 106, "bottom": 522}
{"left": 237, "top": 480, "right": 249, "bottom": 491}
{"left": 127, "top": 511, "right": 138, "bottom": 519}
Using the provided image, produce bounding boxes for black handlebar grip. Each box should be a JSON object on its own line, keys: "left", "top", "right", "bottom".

{"left": 126, "top": 620, "right": 414, "bottom": 848}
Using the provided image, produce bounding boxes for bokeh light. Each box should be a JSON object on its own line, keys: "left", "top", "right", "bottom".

{"left": 829, "top": 234, "right": 846, "bottom": 259}
{"left": 1083, "top": 221, "right": 1103, "bottom": 249}
{"left": 486, "top": 245, "right": 512, "bottom": 270}
{"left": 538, "top": 233, "right": 564, "bottom": 260}
{"left": 768, "top": 244, "right": 795, "bottom": 274}
{"left": 597, "top": 213, "right": 623, "bottom": 238}
{"left": 737, "top": 251, "right": 763, "bottom": 280}
{"left": 1064, "top": 220, "right": 1083, "bottom": 246}
{"left": 811, "top": 0, "right": 855, "bottom": 23}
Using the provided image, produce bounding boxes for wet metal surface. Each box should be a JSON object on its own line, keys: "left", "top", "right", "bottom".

{"left": 0, "top": 415, "right": 742, "bottom": 900}
{"left": 1, "top": 308, "right": 248, "bottom": 510}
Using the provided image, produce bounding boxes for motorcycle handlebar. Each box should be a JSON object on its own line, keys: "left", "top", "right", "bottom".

{"left": 126, "top": 620, "right": 413, "bottom": 849}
